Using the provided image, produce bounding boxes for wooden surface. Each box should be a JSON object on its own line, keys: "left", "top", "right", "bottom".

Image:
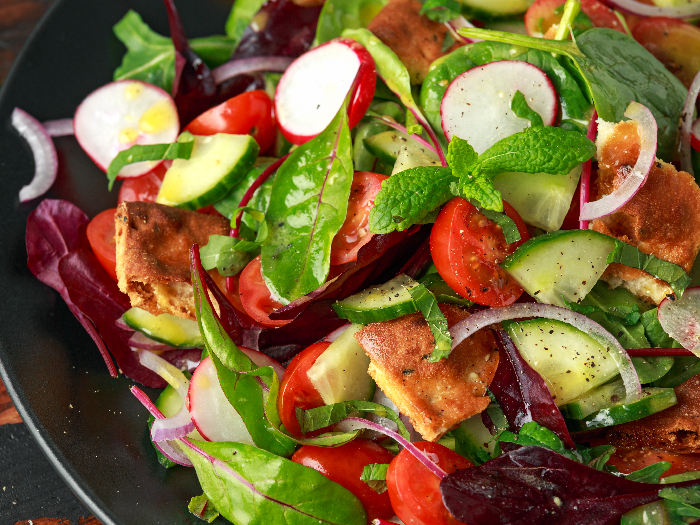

{"left": 1, "top": 3, "right": 103, "bottom": 524}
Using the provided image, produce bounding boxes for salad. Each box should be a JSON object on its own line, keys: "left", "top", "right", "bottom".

{"left": 13, "top": 0, "right": 700, "bottom": 523}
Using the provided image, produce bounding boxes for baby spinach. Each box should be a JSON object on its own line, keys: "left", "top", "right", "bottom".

{"left": 361, "top": 463, "right": 389, "bottom": 493}
{"left": 261, "top": 101, "right": 353, "bottom": 303}
{"left": 225, "top": 0, "right": 266, "bottom": 47}
{"left": 458, "top": 27, "right": 687, "bottom": 161}
{"left": 511, "top": 91, "right": 544, "bottom": 128}
{"left": 315, "top": 0, "right": 388, "bottom": 44}
{"left": 406, "top": 281, "right": 452, "bottom": 361}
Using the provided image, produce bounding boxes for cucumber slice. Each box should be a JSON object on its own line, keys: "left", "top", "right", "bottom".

{"left": 454, "top": 414, "right": 495, "bottom": 465}
{"left": 122, "top": 307, "right": 203, "bottom": 348}
{"left": 501, "top": 229, "right": 617, "bottom": 306}
{"left": 493, "top": 165, "right": 580, "bottom": 232}
{"left": 364, "top": 130, "right": 440, "bottom": 168}
{"left": 332, "top": 274, "right": 419, "bottom": 324}
{"left": 306, "top": 324, "right": 375, "bottom": 405}
{"left": 460, "top": 0, "right": 533, "bottom": 15}
{"left": 565, "top": 381, "right": 677, "bottom": 431}
{"left": 156, "top": 133, "right": 259, "bottom": 210}
{"left": 505, "top": 318, "right": 621, "bottom": 405}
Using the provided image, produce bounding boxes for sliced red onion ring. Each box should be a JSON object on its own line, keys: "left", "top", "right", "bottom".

{"left": 12, "top": 108, "right": 58, "bottom": 203}
{"left": 115, "top": 316, "right": 133, "bottom": 331}
{"left": 579, "top": 110, "right": 598, "bottom": 230}
{"left": 212, "top": 56, "right": 294, "bottom": 85}
{"left": 129, "top": 331, "right": 196, "bottom": 351}
{"left": 448, "top": 16, "right": 481, "bottom": 44}
{"left": 680, "top": 70, "right": 700, "bottom": 176}
{"left": 658, "top": 287, "right": 700, "bottom": 357}
{"left": 449, "top": 303, "right": 642, "bottom": 403}
{"left": 42, "top": 118, "right": 74, "bottom": 137}
{"left": 579, "top": 101, "right": 657, "bottom": 222}
{"left": 602, "top": 0, "right": 700, "bottom": 19}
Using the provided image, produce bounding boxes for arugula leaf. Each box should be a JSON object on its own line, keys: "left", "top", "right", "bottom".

{"left": 607, "top": 241, "right": 692, "bottom": 298}
{"left": 361, "top": 463, "right": 390, "bottom": 494}
{"left": 406, "top": 281, "right": 452, "bottom": 361}
{"left": 420, "top": 0, "right": 462, "bottom": 23}
{"left": 261, "top": 100, "right": 353, "bottom": 303}
{"left": 113, "top": 11, "right": 235, "bottom": 92}
{"left": 510, "top": 91, "right": 544, "bottom": 128}
{"left": 225, "top": 0, "right": 266, "bottom": 45}
{"left": 315, "top": 0, "right": 388, "bottom": 44}
{"left": 188, "top": 493, "right": 220, "bottom": 523}
{"left": 106, "top": 139, "right": 193, "bottom": 191}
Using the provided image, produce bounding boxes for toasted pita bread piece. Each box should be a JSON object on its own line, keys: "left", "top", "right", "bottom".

{"left": 115, "top": 201, "right": 230, "bottom": 321}
{"left": 354, "top": 304, "right": 499, "bottom": 441}
{"left": 590, "top": 120, "right": 700, "bottom": 304}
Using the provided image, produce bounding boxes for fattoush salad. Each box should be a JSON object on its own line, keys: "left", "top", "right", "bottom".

{"left": 16, "top": 0, "right": 700, "bottom": 522}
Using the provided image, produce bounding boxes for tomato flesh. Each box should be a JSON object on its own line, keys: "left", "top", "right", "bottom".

{"left": 387, "top": 441, "right": 472, "bottom": 525}
{"left": 330, "top": 171, "right": 388, "bottom": 265}
{"left": 606, "top": 449, "right": 700, "bottom": 478}
{"left": 430, "top": 197, "right": 529, "bottom": 306}
{"left": 117, "top": 162, "right": 168, "bottom": 204}
{"left": 277, "top": 341, "right": 330, "bottom": 437}
{"left": 86, "top": 208, "right": 118, "bottom": 281}
{"left": 239, "top": 255, "right": 291, "bottom": 327}
{"left": 185, "top": 90, "right": 276, "bottom": 153}
{"left": 292, "top": 439, "right": 395, "bottom": 523}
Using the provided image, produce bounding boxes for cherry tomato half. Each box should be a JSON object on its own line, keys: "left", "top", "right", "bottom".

{"left": 430, "top": 197, "right": 529, "bottom": 306}
{"left": 293, "top": 439, "right": 396, "bottom": 523}
{"left": 330, "top": 171, "right": 389, "bottom": 265}
{"left": 117, "top": 161, "right": 168, "bottom": 204}
{"left": 239, "top": 255, "right": 291, "bottom": 327}
{"left": 387, "top": 441, "right": 472, "bottom": 525}
{"left": 185, "top": 90, "right": 276, "bottom": 153}
{"left": 86, "top": 208, "right": 118, "bottom": 281}
{"left": 277, "top": 341, "right": 330, "bottom": 437}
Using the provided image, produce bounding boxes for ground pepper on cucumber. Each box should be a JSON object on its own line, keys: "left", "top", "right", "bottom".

{"left": 19, "top": 0, "right": 700, "bottom": 522}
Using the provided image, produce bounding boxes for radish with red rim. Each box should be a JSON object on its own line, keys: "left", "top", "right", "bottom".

{"left": 440, "top": 60, "right": 557, "bottom": 154}
{"left": 73, "top": 80, "right": 179, "bottom": 179}
{"left": 274, "top": 38, "right": 376, "bottom": 145}
{"left": 692, "top": 118, "right": 700, "bottom": 153}
{"left": 657, "top": 287, "right": 700, "bottom": 357}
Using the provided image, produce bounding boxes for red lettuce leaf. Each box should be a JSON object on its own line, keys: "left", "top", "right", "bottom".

{"left": 491, "top": 330, "right": 576, "bottom": 450}
{"left": 441, "top": 446, "right": 682, "bottom": 525}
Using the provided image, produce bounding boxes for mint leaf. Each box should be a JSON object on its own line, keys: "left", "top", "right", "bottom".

{"left": 511, "top": 91, "right": 544, "bottom": 128}
{"left": 360, "top": 463, "right": 390, "bottom": 494}
{"left": 368, "top": 166, "right": 454, "bottom": 234}
{"left": 454, "top": 174, "right": 504, "bottom": 212}
{"left": 478, "top": 206, "right": 521, "bottom": 244}
{"left": 447, "top": 136, "right": 478, "bottom": 175}
{"left": 420, "top": 0, "right": 462, "bottom": 22}
{"left": 406, "top": 281, "right": 452, "bottom": 361}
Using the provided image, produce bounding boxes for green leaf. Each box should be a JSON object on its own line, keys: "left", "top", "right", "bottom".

{"left": 315, "top": 0, "right": 388, "bottom": 44}
{"left": 607, "top": 241, "right": 692, "bottom": 298}
{"left": 641, "top": 308, "right": 680, "bottom": 348}
{"left": 199, "top": 235, "right": 252, "bottom": 277}
{"left": 360, "top": 463, "right": 389, "bottom": 494}
{"left": 406, "top": 281, "right": 452, "bottom": 361}
{"left": 181, "top": 440, "right": 367, "bottom": 525}
{"left": 626, "top": 462, "right": 671, "bottom": 483}
{"left": 478, "top": 206, "right": 521, "bottom": 244}
{"left": 368, "top": 166, "right": 454, "bottom": 234}
{"left": 188, "top": 493, "right": 220, "bottom": 523}
{"left": 579, "top": 444, "right": 617, "bottom": 471}
{"left": 659, "top": 485, "right": 700, "bottom": 505}
{"left": 420, "top": 0, "right": 462, "bottom": 22}
{"left": 225, "top": 0, "right": 265, "bottom": 44}
{"left": 496, "top": 421, "right": 580, "bottom": 460}
{"left": 511, "top": 90, "right": 544, "bottom": 128}
{"left": 106, "top": 139, "right": 193, "bottom": 191}
{"left": 446, "top": 136, "right": 478, "bottom": 175}
{"left": 261, "top": 100, "right": 353, "bottom": 303}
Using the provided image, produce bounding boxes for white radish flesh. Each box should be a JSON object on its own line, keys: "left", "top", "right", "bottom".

{"left": 441, "top": 60, "right": 557, "bottom": 154}
{"left": 73, "top": 80, "right": 179, "bottom": 178}
{"left": 658, "top": 287, "right": 700, "bottom": 357}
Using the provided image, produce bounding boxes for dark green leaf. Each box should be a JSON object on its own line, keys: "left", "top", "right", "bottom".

{"left": 406, "top": 281, "right": 452, "bottom": 361}
{"left": 225, "top": 0, "right": 265, "bottom": 44}
{"left": 188, "top": 493, "right": 220, "bottom": 523}
{"left": 579, "top": 444, "right": 617, "bottom": 471}
{"left": 652, "top": 356, "right": 700, "bottom": 388}
{"left": 315, "top": 0, "right": 388, "bottom": 44}
{"left": 496, "top": 421, "right": 580, "bottom": 461}
{"left": 360, "top": 463, "right": 389, "bottom": 494}
{"left": 626, "top": 462, "right": 671, "bottom": 483}
{"left": 106, "top": 140, "right": 193, "bottom": 191}
{"left": 478, "top": 207, "right": 521, "bottom": 244}
{"left": 641, "top": 308, "right": 680, "bottom": 349}
{"left": 659, "top": 484, "right": 700, "bottom": 505}
{"left": 510, "top": 91, "right": 544, "bottom": 128}
{"left": 199, "top": 235, "right": 253, "bottom": 277}
{"left": 420, "top": 0, "right": 462, "bottom": 23}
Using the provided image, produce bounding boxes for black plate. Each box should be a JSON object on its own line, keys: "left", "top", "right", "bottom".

{"left": 0, "top": 1, "right": 234, "bottom": 523}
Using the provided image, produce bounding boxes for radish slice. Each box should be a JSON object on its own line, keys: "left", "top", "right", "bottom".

{"left": 579, "top": 102, "right": 657, "bottom": 221}
{"left": 187, "top": 356, "right": 255, "bottom": 444}
{"left": 42, "top": 118, "right": 74, "bottom": 137}
{"left": 440, "top": 60, "right": 557, "bottom": 154}
{"left": 692, "top": 119, "right": 700, "bottom": 153}
{"left": 449, "top": 302, "right": 642, "bottom": 404}
{"left": 238, "top": 346, "right": 286, "bottom": 379}
{"left": 73, "top": 80, "right": 179, "bottom": 178}
{"left": 602, "top": 0, "right": 700, "bottom": 19}
{"left": 12, "top": 108, "right": 58, "bottom": 203}
{"left": 323, "top": 323, "right": 351, "bottom": 342}
{"left": 680, "top": 70, "right": 700, "bottom": 176}
{"left": 658, "top": 287, "right": 700, "bottom": 356}
{"left": 274, "top": 38, "right": 376, "bottom": 145}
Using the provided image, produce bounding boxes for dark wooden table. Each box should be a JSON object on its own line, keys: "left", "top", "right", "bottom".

{"left": 1, "top": 2, "right": 102, "bottom": 523}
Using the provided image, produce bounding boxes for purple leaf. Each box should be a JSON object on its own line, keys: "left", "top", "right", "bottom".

{"left": 491, "top": 330, "right": 576, "bottom": 450}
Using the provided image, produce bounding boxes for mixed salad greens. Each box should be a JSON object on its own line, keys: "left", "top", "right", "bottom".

{"left": 17, "top": 0, "right": 700, "bottom": 523}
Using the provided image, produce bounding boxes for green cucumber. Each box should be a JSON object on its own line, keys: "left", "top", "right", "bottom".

{"left": 565, "top": 381, "right": 677, "bottom": 431}
{"left": 493, "top": 166, "right": 580, "bottom": 232}
{"left": 156, "top": 133, "right": 259, "bottom": 210}
{"left": 363, "top": 130, "right": 440, "bottom": 166}
{"left": 460, "top": 0, "right": 533, "bottom": 15}
{"left": 505, "top": 318, "right": 621, "bottom": 405}
{"left": 501, "top": 229, "right": 617, "bottom": 307}
{"left": 332, "top": 274, "right": 419, "bottom": 324}
{"left": 122, "top": 307, "right": 203, "bottom": 348}
{"left": 306, "top": 324, "right": 375, "bottom": 405}
{"left": 454, "top": 415, "right": 495, "bottom": 466}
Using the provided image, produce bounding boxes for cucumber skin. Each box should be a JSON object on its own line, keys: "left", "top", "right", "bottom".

{"left": 122, "top": 308, "right": 203, "bottom": 348}
{"left": 332, "top": 275, "right": 420, "bottom": 324}
{"left": 332, "top": 300, "right": 418, "bottom": 324}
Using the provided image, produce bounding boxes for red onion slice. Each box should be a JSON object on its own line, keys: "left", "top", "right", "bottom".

{"left": 212, "top": 56, "right": 294, "bottom": 85}
{"left": 42, "top": 118, "right": 74, "bottom": 137}
{"left": 602, "top": 0, "right": 700, "bottom": 19}
{"left": 657, "top": 287, "right": 700, "bottom": 356}
{"left": 579, "top": 101, "right": 657, "bottom": 222}
{"left": 115, "top": 316, "right": 133, "bottom": 331}
{"left": 449, "top": 303, "right": 642, "bottom": 403}
{"left": 579, "top": 110, "right": 598, "bottom": 230}
{"left": 680, "top": 70, "right": 700, "bottom": 176}
{"left": 12, "top": 108, "right": 58, "bottom": 203}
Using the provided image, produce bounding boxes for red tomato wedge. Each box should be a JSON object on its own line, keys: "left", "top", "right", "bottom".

{"left": 292, "top": 439, "right": 395, "bottom": 523}
{"left": 387, "top": 441, "right": 472, "bottom": 525}
{"left": 330, "top": 171, "right": 389, "bottom": 265}
{"left": 185, "top": 90, "right": 276, "bottom": 153}
{"left": 86, "top": 208, "right": 118, "bottom": 281}
{"left": 117, "top": 162, "right": 168, "bottom": 204}
{"left": 430, "top": 197, "right": 529, "bottom": 306}
{"left": 239, "top": 255, "right": 291, "bottom": 327}
{"left": 277, "top": 341, "right": 330, "bottom": 437}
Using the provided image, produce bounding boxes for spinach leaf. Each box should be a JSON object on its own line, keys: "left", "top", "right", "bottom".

{"left": 261, "top": 101, "right": 353, "bottom": 303}
{"left": 188, "top": 493, "right": 220, "bottom": 523}
{"left": 182, "top": 440, "right": 367, "bottom": 525}
{"left": 113, "top": 10, "right": 235, "bottom": 92}
{"left": 626, "top": 462, "right": 671, "bottom": 483}
{"left": 496, "top": 421, "right": 580, "bottom": 461}
{"left": 299, "top": 400, "right": 411, "bottom": 440}
{"left": 361, "top": 463, "right": 389, "bottom": 494}
{"left": 199, "top": 235, "right": 253, "bottom": 277}
{"left": 316, "top": 0, "right": 388, "bottom": 44}
{"left": 225, "top": 0, "right": 266, "bottom": 46}
{"left": 457, "top": 27, "right": 688, "bottom": 161}
{"left": 420, "top": 0, "right": 462, "bottom": 22}
{"left": 511, "top": 91, "right": 544, "bottom": 128}
{"left": 406, "top": 281, "right": 452, "bottom": 361}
